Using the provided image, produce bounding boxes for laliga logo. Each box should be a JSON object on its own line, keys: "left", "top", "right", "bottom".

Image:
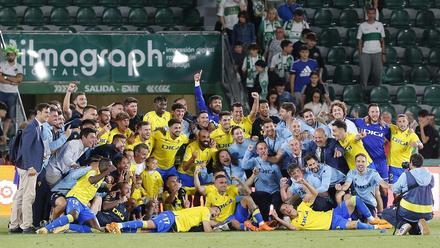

{"left": 0, "top": 180, "right": 17, "bottom": 205}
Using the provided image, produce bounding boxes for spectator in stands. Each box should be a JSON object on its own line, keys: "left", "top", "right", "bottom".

{"left": 301, "top": 72, "right": 330, "bottom": 109}
{"left": 304, "top": 33, "right": 324, "bottom": 80}
{"left": 232, "top": 11, "right": 257, "bottom": 48}
{"left": 357, "top": 7, "right": 385, "bottom": 90}
{"left": 252, "top": 99, "right": 281, "bottom": 140}
{"left": 267, "top": 90, "right": 279, "bottom": 117}
{"left": 415, "top": 110, "right": 440, "bottom": 159}
{"left": 242, "top": 44, "right": 263, "bottom": 90}
{"left": 264, "top": 27, "right": 285, "bottom": 65}
{"left": 291, "top": 29, "right": 312, "bottom": 59}
{"left": 247, "top": 0, "right": 266, "bottom": 30}
{"left": 194, "top": 72, "right": 223, "bottom": 124}
{"left": 124, "top": 97, "right": 142, "bottom": 132}
{"left": 270, "top": 40, "right": 294, "bottom": 88}
{"left": 0, "top": 45, "right": 23, "bottom": 137}
{"left": 258, "top": 8, "right": 282, "bottom": 49}
{"left": 283, "top": 8, "right": 309, "bottom": 44}
{"left": 289, "top": 46, "right": 318, "bottom": 106}
{"left": 63, "top": 82, "right": 87, "bottom": 121}
{"left": 277, "top": 0, "right": 302, "bottom": 23}
{"left": 328, "top": 100, "right": 359, "bottom": 137}
{"left": 254, "top": 60, "right": 269, "bottom": 100}
{"left": 217, "top": 0, "right": 247, "bottom": 41}
{"left": 303, "top": 90, "right": 330, "bottom": 121}
{"left": 274, "top": 79, "right": 295, "bottom": 105}
{"left": 232, "top": 41, "right": 246, "bottom": 72}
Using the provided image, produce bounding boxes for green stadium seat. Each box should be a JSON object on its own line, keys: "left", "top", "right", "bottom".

{"left": 332, "top": 0, "right": 355, "bottom": 8}
{"left": 396, "top": 29, "right": 416, "bottom": 47}
{"left": 424, "top": 86, "right": 440, "bottom": 106}
{"left": 33, "top": 26, "right": 50, "bottom": 30}
{"left": 85, "top": 26, "right": 102, "bottom": 31}
{"left": 384, "top": 46, "right": 398, "bottom": 65}
{"left": 389, "top": 10, "right": 410, "bottom": 28}
{"left": 126, "top": 0, "right": 144, "bottom": 7}
{"left": 73, "top": 0, "right": 97, "bottom": 7}
{"left": 428, "top": 49, "right": 440, "bottom": 66}
{"left": 111, "top": 26, "right": 128, "bottom": 31}
{"left": 178, "top": 0, "right": 196, "bottom": 8}
{"left": 327, "top": 85, "right": 336, "bottom": 100}
{"left": 313, "top": 9, "right": 333, "bottom": 28}
{"left": 384, "top": 29, "right": 393, "bottom": 46}
{"left": 326, "top": 46, "right": 346, "bottom": 65}
{"left": 351, "top": 50, "right": 359, "bottom": 64}
{"left": 99, "top": 0, "right": 121, "bottom": 7}
{"left": 383, "top": 0, "right": 406, "bottom": 8}
{"left": 370, "top": 86, "right": 390, "bottom": 103}
{"left": 50, "top": 7, "right": 71, "bottom": 26}
{"left": 410, "top": 66, "right": 432, "bottom": 85}
{"left": 431, "top": 106, "right": 440, "bottom": 125}
{"left": 22, "top": 0, "right": 44, "bottom": 7}
{"left": 189, "top": 26, "right": 205, "bottom": 31}
{"left": 382, "top": 64, "right": 405, "bottom": 85}
{"left": 0, "top": 0, "right": 19, "bottom": 7}
{"left": 305, "top": 0, "right": 325, "bottom": 8}
{"left": 7, "top": 26, "right": 24, "bottom": 30}
{"left": 350, "top": 103, "right": 368, "bottom": 117}
{"left": 414, "top": 10, "right": 435, "bottom": 27}
{"left": 422, "top": 29, "right": 440, "bottom": 48}
{"left": 407, "top": 0, "right": 429, "bottom": 9}
{"left": 163, "top": 26, "right": 180, "bottom": 31}
{"left": 137, "top": 26, "right": 155, "bottom": 33}
{"left": 150, "top": 0, "right": 169, "bottom": 8}
{"left": 343, "top": 85, "right": 363, "bottom": 104}
{"left": 59, "top": 26, "right": 77, "bottom": 32}
{"left": 48, "top": 0, "right": 71, "bottom": 7}
{"left": 403, "top": 47, "right": 423, "bottom": 65}
{"left": 345, "top": 28, "right": 358, "bottom": 47}
{"left": 404, "top": 104, "right": 422, "bottom": 117}
{"left": 0, "top": 8, "right": 18, "bottom": 26}
{"left": 433, "top": 0, "right": 440, "bottom": 8}
{"left": 24, "top": 7, "right": 44, "bottom": 26}
{"left": 76, "top": 7, "right": 97, "bottom": 26}
{"left": 318, "top": 28, "right": 340, "bottom": 47}
{"left": 183, "top": 8, "right": 202, "bottom": 27}
{"left": 396, "top": 85, "right": 417, "bottom": 105}
{"left": 102, "top": 7, "right": 122, "bottom": 26}
{"left": 155, "top": 8, "right": 175, "bottom": 26}
{"left": 128, "top": 8, "right": 148, "bottom": 27}
{"left": 334, "top": 64, "right": 354, "bottom": 85}
{"left": 338, "top": 8, "right": 359, "bottom": 28}
{"left": 380, "top": 104, "right": 397, "bottom": 118}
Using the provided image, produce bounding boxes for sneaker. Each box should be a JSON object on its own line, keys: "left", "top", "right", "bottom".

{"left": 369, "top": 218, "right": 390, "bottom": 225}
{"left": 53, "top": 224, "right": 70, "bottom": 234}
{"left": 106, "top": 222, "right": 121, "bottom": 234}
{"left": 243, "top": 220, "right": 258, "bottom": 231}
{"left": 8, "top": 227, "right": 22, "bottom": 234}
{"left": 36, "top": 227, "right": 49, "bottom": 234}
{"left": 418, "top": 219, "right": 430, "bottom": 235}
{"left": 265, "top": 220, "right": 278, "bottom": 228}
{"left": 377, "top": 223, "right": 393, "bottom": 229}
{"left": 258, "top": 223, "right": 274, "bottom": 231}
{"left": 22, "top": 227, "right": 36, "bottom": 234}
{"left": 396, "top": 223, "right": 412, "bottom": 235}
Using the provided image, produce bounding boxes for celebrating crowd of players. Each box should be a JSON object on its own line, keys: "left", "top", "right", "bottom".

{"left": 8, "top": 70, "right": 434, "bottom": 235}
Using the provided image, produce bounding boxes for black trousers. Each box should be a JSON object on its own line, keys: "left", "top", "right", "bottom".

{"left": 251, "top": 191, "right": 282, "bottom": 221}
{"left": 32, "top": 168, "right": 51, "bottom": 228}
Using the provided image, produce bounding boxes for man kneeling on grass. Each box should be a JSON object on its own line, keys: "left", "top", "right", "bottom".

{"left": 271, "top": 177, "right": 393, "bottom": 231}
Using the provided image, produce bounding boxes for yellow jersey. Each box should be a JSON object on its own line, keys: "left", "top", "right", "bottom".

{"left": 173, "top": 206, "right": 211, "bottom": 232}
{"left": 97, "top": 126, "right": 110, "bottom": 145}
{"left": 125, "top": 135, "right": 155, "bottom": 156}
{"left": 131, "top": 187, "right": 148, "bottom": 205}
{"left": 162, "top": 187, "right": 196, "bottom": 211}
{"left": 139, "top": 170, "right": 164, "bottom": 199}
{"left": 66, "top": 170, "right": 103, "bottom": 205}
{"left": 231, "top": 115, "right": 253, "bottom": 135}
{"left": 338, "top": 133, "right": 373, "bottom": 169}
{"left": 388, "top": 125, "right": 420, "bottom": 168}
{"left": 178, "top": 141, "right": 217, "bottom": 176}
{"left": 210, "top": 126, "right": 249, "bottom": 149}
{"left": 143, "top": 111, "right": 171, "bottom": 132}
{"left": 106, "top": 127, "right": 133, "bottom": 144}
{"left": 204, "top": 184, "right": 238, "bottom": 222}
{"left": 290, "top": 201, "right": 332, "bottom": 230}
{"left": 151, "top": 131, "right": 189, "bottom": 170}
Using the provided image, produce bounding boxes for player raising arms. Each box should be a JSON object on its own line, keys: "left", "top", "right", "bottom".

{"left": 106, "top": 206, "right": 220, "bottom": 234}
{"left": 272, "top": 177, "right": 392, "bottom": 231}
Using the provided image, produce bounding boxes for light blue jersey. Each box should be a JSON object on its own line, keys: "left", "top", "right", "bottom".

{"left": 289, "top": 174, "right": 322, "bottom": 199}
{"left": 264, "top": 135, "right": 286, "bottom": 156}
{"left": 307, "top": 164, "right": 346, "bottom": 193}
{"left": 346, "top": 168, "right": 383, "bottom": 207}
{"left": 299, "top": 119, "right": 332, "bottom": 138}
{"left": 223, "top": 164, "right": 247, "bottom": 185}
{"left": 242, "top": 153, "right": 282, "bottom": 194}
{"left": 229, "top": 139, "right": 256, "bottom": 161}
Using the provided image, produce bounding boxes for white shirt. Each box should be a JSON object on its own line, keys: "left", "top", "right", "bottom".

{"left": 135, "top": 161, "right": 146, "bottom": 176}
{"left": 328, "top": 118, "right": 359, "bottom": 138}
{"left": 217, "top": 0, "right": 246, "bottom": 30}
{"left": 270, "top": 52, "right": 294, "bottom": 79}
{"left": 303, "top": 102, "right": 330, "bottom": 118}
{"left": 0, "top": 61, "right": 23, "bottom": 93}
{"left": 284, "top": 20, "right": 309, "bottom": 44}
{"left": 356, "top": 21, "right": 385, "bottom": 54}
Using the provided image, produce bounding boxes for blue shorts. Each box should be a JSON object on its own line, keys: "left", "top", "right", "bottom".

{"left": 178, "top": 173, "right": 195, "bottom": 187}
{"left": 66, "top": 197, "right": 95, "bottom": 225}
{"left": 157, "top": 167, "right": 178, "bottom": 181}
{"left": 233, "top": 203, "right": 249, "bottom": 223}
{"left": 389, "top": 166, "right": 405, "bottom": 184}
{"left": 151, "top": 211, "right": 176, "bottom": 233}
{"left": 330, "top": 202, "right": 350, "bottom": 230}
{"left": 369, "top": 160, "right": 388, "bottom": 181}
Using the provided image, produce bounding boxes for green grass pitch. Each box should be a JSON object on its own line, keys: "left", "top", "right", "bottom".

{"left": 0, "top": 217, "right": 439, "bottom": 248}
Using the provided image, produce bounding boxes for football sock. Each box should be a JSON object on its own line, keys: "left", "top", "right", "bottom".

{"left": 45, "top": 214, "right": 74, "bottom": 232}
{"left": 252, "top": 209, "right": 264, "bottom": 226}
{"left": 356, "top": 221, "right": 375, "bottom": 230}
{"left": 119, "top": 220, "right": 145, "bottom": 230}
{"left": 68, "top": 224, "right": 92, "bottom": 233}
{"left": 354, "top": 196, "right": 373, "bottom": 221}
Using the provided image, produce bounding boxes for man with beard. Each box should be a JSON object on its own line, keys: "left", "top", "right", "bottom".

{"left": 251, "top": 99, "right": 280, "bottom": 140}
{"left": 152, "top": 119, "right": 189, "bottom": 179}
{"left": 178, "top": 130, "right": 217, "bottom": 187}
{"left": 124, "top": 97, "right": 142, "bottom": 132}
{"left": 43, "top": 107, "right": 72, "bottom": 154}
{"left": 162, "top": 174, "right": 194, "bottom": 211}
{"left": 109, "top": 102, "right": 123, "bottom": 129}
{"left": 0, "top": 45, "right": 23, "bottom": 136}
{"left": 192, "top": 111, "right": 216, "bottom": 137}
{"left": 143, "top": 96, "right": 171, "bottom": 132}
{"left": 210, "top": 111, "right": 237, "bottom": 149}
{"left": 62, "top": 82, "right": 87, "bottom": 121}
{"left": 91, "top": 134, "right": 126, "bottom": 162}
{"left": 171, "top": 103, "right": 191, "bottom": 137}
{"left": 300, "top": 108, "right": 331, "bottom": 137}
{"left": 125, "top": 121, "right": 154, "bottom": 157}
{"left": 194, "top": 72, "right": 223, "bottom": 124}
{"left": 65, "top": 105, "right": 98, "bottom": 129}
{"left": 106, "top": 112, "right": 133, "bottom": 144}
{"left": 230, "top": 92, "right": 259, "bottom": 136}
{"left": 130, "top": 143, "right": 149, "bottom": 176}
{"left": 275, "top": 102, "right": 296, "bottom": 137}
{"left": 229, "top": 126, "right": 257, "bottom": 163}
{"left": 97, "top": 107, "right": 112, "bottom": 145}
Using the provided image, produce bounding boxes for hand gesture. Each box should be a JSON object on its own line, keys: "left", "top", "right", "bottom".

{"left": 194, "top": 72, "right": 202, "bottom": 83}
{"left": 194, "top": 166, "right": 202, "bottom": 175}
{"left": 271, "top": 210, "right": 279, "bottom": 219}
{"left": 251, "top": 136, "right": 259, "bottom": 142}
{"left": 247, "top": 144, "right": 254, "bottom": 152}
{"left": 28, "top": 167, "right": 37, "bottom": 176}
{"left": 67, "top": 82, "right": 77, "bottom": 93}
{"left": 333, "top": 149, "right": 342, "bottom": 158}
{"left": 297, "top": 178, "right": 305, "bottom": 185}
{"left": 335, "top": 183, "right": 342, "bottom": 191}
{"left": 119, "top": 195, "right": 128, "bottom": 204}
{"left": 359, "top": 131, "right": 367, "bottom": 139}
{"left": 64, "top": 126, "right": 72, "bottom": 138}
{"left": 209, "top": 139, "right": 217, "bottom": 148}
{"left": 252, "top": 167, "right": 260, "bottom": 176}
{"left": 231, "top": 176, "right": 239, "bottom": 182}
{"left": 104, "top": 123, "right": 112, "bottom": 132}
{"left": 251, "top": 92, "right": 259, "bottom": 99}
{"left": 280, "top": 177, "right": 289, "bottom": 188}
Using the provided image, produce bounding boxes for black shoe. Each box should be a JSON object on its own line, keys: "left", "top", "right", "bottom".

{"left": 22, "top": 227, "right": 36, "bottom": 234}
{"left": 8, "top": 227, "right": 23, "bottom": 234}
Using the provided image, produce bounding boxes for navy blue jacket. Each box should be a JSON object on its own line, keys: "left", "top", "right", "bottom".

{"left": 305, "top": 138, "right": 349, "bottom": 174}
{"left": 15, "top": 119, "right": 45, "bottom": 172}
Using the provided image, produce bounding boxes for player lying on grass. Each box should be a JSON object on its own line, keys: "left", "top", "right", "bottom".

{"left": 105, "top": 206, "right": 220, "bottom": 233}
{"left": 37, "top": 158, "right": 116, "bottom": 234}
{"left": 271, "top": 177, "right": 393, "bottom": 231}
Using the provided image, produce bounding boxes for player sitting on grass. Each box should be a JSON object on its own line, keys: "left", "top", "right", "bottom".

{"left": 37, "top": 158, "right": 116, "bottom": 234}
{"left": 194, "top": 166, "right": 273, "bottom": 231}
{"left": 271, "top": 177, "right": 392, "bottom": 231}
{"left": 105, "top": 206, "right": 220, "bottom": 233}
